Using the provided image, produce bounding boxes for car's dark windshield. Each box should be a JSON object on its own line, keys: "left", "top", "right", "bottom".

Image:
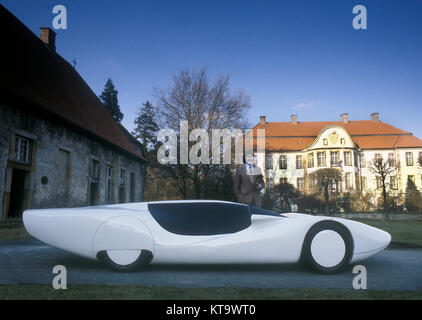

{"left": 148, "top": 202, "right": 251, "bottom": 236}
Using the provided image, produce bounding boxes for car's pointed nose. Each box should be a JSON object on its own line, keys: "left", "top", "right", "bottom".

{"left": 346, "top": 221, "right": 392, "bottom": 263}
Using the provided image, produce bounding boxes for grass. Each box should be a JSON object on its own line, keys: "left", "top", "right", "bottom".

{"left": 354, "top": 219, "right": 422, "bottom": 247}
{"left": 0, "top": 224, "right": 30, "bottom": 240}
{"left": 0, "top": 285, "right": 421, "bottom": 300}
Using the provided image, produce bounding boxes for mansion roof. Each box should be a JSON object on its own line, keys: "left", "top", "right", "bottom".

{"left": 253, "top": 120, "right": 422, "bottom": 151}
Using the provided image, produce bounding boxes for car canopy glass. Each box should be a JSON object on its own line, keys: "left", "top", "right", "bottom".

{"left": 148, "top": 202, "right": 251, "bottom": 236}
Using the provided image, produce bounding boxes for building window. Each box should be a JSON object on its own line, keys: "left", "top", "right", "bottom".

{"left": 296, "top": 155, "right": 303, "bottom": 169}
{"left": 331, "top": 151, "right": 340, "bottom": 167}
{"left": 340, "top": 138, "right": 345, "bottom": 145}
{"left": 308, "top": 153, "right": 314, "bottom": 168}
{"left": 265, "top": 154, "right": 273, "bottom": 170}
{"left": 119, "top": 169, "right": 126, "bottom": 203}
{"left": 106, "top": 165, "right": 113, "bottom": 201}
{"left": 317, "top": 152, "right": 326, "bottom": 167}
{"left": 344, "top": 151, "right": 352, "bottom": 166}
{"left": 13, "top": 135, "right": 30, "bottom": 163}
{"left": 89, "top": 159, "right": 100, "bottom": 206}
{"left": 90, "top": 159, "right": 100, "bottom": 181}
{"left": 119, "top": 169, "right": 126, "bottom": 186}
{"left": 406, "top": 152, "right": 414, "bottom": 166}
{"left": 309, "top": 177, "right": 317, "bottom": 191}
{"left": 279, "top": 155, "right": 287, "bottom": 169}
{"left": 361, "top": 177, "right": 367, "bottom": 191}
{"left": 375, "top": 153, "right": 382, "bottom": 163}
{"left": 279, "top": 177, "right": 288, "bottom": 184}
{"left": 360, "top": 154, "right": 366, "bottom": 168}
{"left": 419, "top": 152, "right": 422, "bottom": 164}
{"left": 388, "top": 153, "right": 395, "bottom": 166}
{"left": 345, "top": 173, "right": 352, "bottom": 189}
{"left": 130, "top": 172, "right": 136, "bottom": 202}
{"left": 323, "top": 138, "right": 328, "bottom": 146}
{"left": 297, "top": 178, "right": 304, "bottom": 191}
{"left": 390, "top": 176, "right": 397, "bottom": 189}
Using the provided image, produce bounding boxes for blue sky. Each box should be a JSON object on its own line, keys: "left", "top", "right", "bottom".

{"left": 2, "top": 0, "right": 422, "bottom": 138}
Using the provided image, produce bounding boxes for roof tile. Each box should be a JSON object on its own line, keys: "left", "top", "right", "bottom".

{"left": 253, "top": 121, "right": 421, "bottom": 151}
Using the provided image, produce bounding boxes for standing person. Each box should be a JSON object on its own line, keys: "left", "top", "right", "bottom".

{"left": 233, "top": 153, "right": 265, "bottom": 207}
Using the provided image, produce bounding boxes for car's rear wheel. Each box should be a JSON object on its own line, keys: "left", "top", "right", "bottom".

{"left": 302, "top": 221, "right": 353, "bottom": 274}
{"left": 98, "top": 249, "right": 153, "bottom": 272}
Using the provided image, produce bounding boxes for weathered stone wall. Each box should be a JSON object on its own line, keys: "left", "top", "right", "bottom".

{"left": 0, "top": 104, "right": 145, "bottom": 220}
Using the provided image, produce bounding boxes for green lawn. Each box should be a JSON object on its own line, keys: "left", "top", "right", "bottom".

{"left": 0, "top": 225, "right": 30, "bottom": 240}
{"left": 354, "top": 219, "right": 422, "bottom": 247}
{"left": 0, "top": 285, "right": 421, "bottom": 300}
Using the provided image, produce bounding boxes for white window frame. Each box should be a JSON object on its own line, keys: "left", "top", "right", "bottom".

{"left": 308, "top": 152, "right": 314, "bottom": 168}
{"left": 345, "top": 173, "right": 352, "bottom": 189}
{"left": 406, "top": 152, "right": 414, "bottom": 166}
{"left": 279, "top": 155, "right": 287, "bottom": 169}
{"left": 296, "top": 155, "right": 303, "bottom": 169}
{"left": 297, "top": 178, "right": 304, "bottom": 191}
{"left": 317, "top": 152, "right": 326, "bottom": 167}
{"left": 13, "top": 135, "right": 30, "bottom": 163}
{"left": 344, "top": 151, "right": 352, "bottom": 166}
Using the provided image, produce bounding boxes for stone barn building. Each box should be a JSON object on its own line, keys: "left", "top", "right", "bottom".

{"left": 0, "top": 6, "right": 147, "bottom": 221}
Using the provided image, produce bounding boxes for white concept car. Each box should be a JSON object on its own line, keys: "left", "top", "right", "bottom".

{"left": 23, "top": 200, "right": 391, "bottom": 274}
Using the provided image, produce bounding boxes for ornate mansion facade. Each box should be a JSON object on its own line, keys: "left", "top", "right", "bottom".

{"left": 253, "top": 113, "right": 422, "bottom": 203}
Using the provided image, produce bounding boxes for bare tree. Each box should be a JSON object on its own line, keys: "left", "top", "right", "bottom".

{"left": 154, "top": 68, "right": 251, "bottom": 199}
{"left": 309, "top": 168, "right": 342, "bottom": 211}
{"left": 368, "top": 158, "right": 397, "bottom": 210}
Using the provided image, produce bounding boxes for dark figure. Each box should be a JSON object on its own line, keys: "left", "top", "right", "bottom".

{"left": 233, "top": 154, "right": 265, "bottom": 207}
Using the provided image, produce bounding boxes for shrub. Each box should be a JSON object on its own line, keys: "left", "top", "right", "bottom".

{"left": 297, "top": 194, "right": 325, "bottom": 214}
{"left": 348, "top": 191, "right": 376, "bottom": 212}
{"left": 405, "top": 179, "right": 422, "bottom": 213}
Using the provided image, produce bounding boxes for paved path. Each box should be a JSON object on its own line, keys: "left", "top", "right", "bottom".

{"left": 0, "top": 239, "right": 421, "bottom": 290}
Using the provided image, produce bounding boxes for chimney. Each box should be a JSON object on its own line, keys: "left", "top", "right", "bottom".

{"left": 341, "top": 113, "right": 349, "bottom": 123}
{"left": 291, "top": 114, "right": 298, "bottom": 124}
{"left": 40, "top": 27, "right": 56, "bottom": 52}
{"left": 259, "top": 115, "right": 266, "bottom": 125}
{"left": 371, "top": 112, "right": 379, "bottom": 122}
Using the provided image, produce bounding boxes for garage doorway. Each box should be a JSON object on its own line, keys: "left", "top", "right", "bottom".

{"left": 7, "top": 169, "right": 29, "bottom": 219}
{"left": 89, "top": 182, "right": 99, "bottom": 206}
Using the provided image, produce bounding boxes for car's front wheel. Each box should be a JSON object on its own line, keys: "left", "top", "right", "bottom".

{"left": 302, "top": 221, "right": 353, "bottom": 274}
{"left": 98, "top": 249, "right": 153, "bottom": 272}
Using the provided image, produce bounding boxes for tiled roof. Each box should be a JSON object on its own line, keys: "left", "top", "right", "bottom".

{"left": 253, "top": 121, "right": 422, "bottom": 151}
{"left": 259, "top": 137, "right": 315, "bottom": 151}
{"left": 0, "top": 5, "right": 145, "bottom": 161}
{"left": 253, "top": 121, "right": 410, "bottom": 137}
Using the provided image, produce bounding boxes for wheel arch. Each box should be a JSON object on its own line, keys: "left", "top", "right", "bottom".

{"left": 92, "top": 216, "right": 154, "bottom": 258}
{"left": 300, "top": 220, "right": 354, "bottom": 264}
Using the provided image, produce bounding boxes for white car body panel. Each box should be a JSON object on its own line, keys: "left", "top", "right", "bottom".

{"left": 23, "top": 200, "right": 391, "bottom": 266}
{"left": 92, "top": 216, "right": 154, "bottom": 256}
